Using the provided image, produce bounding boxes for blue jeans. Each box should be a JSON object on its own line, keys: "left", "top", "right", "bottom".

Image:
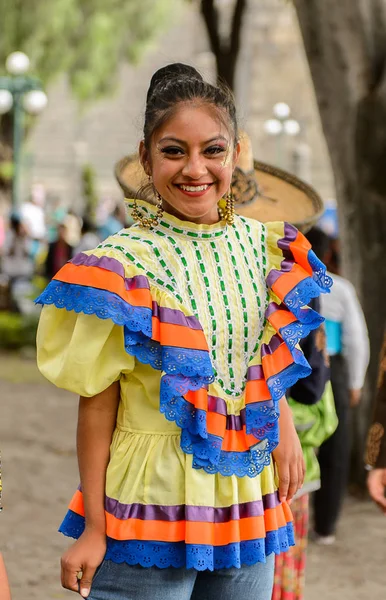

{"left": 87, "top": 555, "right": 274, "bottom": 600}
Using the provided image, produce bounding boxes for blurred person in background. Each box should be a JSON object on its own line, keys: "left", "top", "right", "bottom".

{"left": 20, "top": 183, "right": 47, "bottom": 259}
{"left": 44, "top": 222, "right": 73, "bottom": 281}
{"left": 306, "top": 227, "right": 370, "bottom": 544}
{"left": 98, "top": 202, "right": 127, "bottom": 241}
{"left": 366, "top": 328, "right": 386, "bottom": 513}
{"left": 1, "top": 214, "right": 35, "bottom": 313}
{"left": 74, "top": 217, "right": 101, "bottom": 255}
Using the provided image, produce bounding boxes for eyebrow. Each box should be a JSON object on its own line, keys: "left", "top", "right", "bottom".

{"left": 158, "top": 136, "right": 229, "bottom": 145}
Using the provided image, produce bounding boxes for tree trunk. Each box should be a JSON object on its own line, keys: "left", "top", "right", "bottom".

{"left": 293, "top": 0, "right": 386, "bottom": 486}
{"left": 200, "top": 0, "right": 246, "bottom": 90}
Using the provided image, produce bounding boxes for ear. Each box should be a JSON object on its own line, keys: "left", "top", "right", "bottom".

{"left": 139, "top": 140, "right": 151, "bottom": 176}
{"left": 232, "top": 140, "right": 241, "bottom": 169}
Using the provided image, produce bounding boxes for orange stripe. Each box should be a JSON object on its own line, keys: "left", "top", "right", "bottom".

{"left": 184, "top": 389, "right": 208, "bottom": 412}
{"left": 68, "top": 490, "right": 293, "bottom": 545}
{"left": 158, "top": 322, "right": 209, "bottom": 351}
{"left": 222, "top": 428, "right": 248, "bottom": 452}
{"left": 262, "top": 342, "right": 294, "bottom": 381}
{"left": 55, "top": 263, "right": 152, "bottom": 308}
{"left": 222, "top": 428, "right": 263, "bottom": 452}
{"left": 245, "top": 379, "right": 272, "bottom": 404}
{"left": 268, "top": 309, "right": 297, "bottom": 332}
{"left": 207, "top": 412, "right": 227, "bottom": 438}
{"left": 69, "top": 489, "right": 84, "bottom": 515}
{"left": 289, "top": 232, "right": 313, "bottom": 276}
{"left": 56, "top": 263, "right": 209, "bottom": 351}
{"left": 271, "top": 265, "right": 308, "bottom": 300}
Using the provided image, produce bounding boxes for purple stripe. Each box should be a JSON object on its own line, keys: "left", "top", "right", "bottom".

{"left": 104, "top": 492, "right": 280, "bottom": 523}
{"left": 247, "top": 365, "right": 264, "bottom": 381}
{"left": 208, "top": 395, "right": 227, "bottom": 416}
{"left": 265, "top": 302, "right": 281, "bottom": 318}
{"left": 266, "top": 269, "right": 280, "bottom": 288}
{"left": 284, "top": 222, "right": 298, "bottom": 242}
{"left": 265, "top": 259, "right": 295, "bottom": 288}
{"left": 261, "top": 334, "right": 282, "bottom": 357}
{"left": 71, "top": 253, "right": 150, "bottom": 291}
{"left": 70, "top": 253, "right": 204, "bottom": 332}
{"left": 152, "top": 302, "right": 202, "bottom": 330}
{"left": 226, "top": 413, "right": 244, "bottom": 431}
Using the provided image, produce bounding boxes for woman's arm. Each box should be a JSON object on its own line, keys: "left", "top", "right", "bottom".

{"left": 272, "top": 396, "right": 305, "bottom": 503}
{"left": 61, "top": 381, "right": 120, "bottom": 598}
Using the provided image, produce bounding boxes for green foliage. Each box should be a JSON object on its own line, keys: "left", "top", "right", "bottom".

{"left": 0, "top": 0, "right": 182, "bottom": 102}
{"left": 0, "top": 312, "right": 39, "bottom": 349}
{"left": 81, "top": 163, "right": 98, "bottom": 223}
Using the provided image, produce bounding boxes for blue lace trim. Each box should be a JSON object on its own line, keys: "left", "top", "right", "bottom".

{"left": 36, "top": 281, "right": 152, "bottom": 334}
{"left": 266, "top": 348, "right": 311, "bottom": 403}
{"left": 308, "top": 249, "right": 333, "bottom": 290}
{"left": 59, "top": 510, "right": 295, "bottom": 571}
{"left": 279, "top": 310, "right": 324, "bottom": 351}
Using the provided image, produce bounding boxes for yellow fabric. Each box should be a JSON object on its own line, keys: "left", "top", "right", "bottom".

{"left": 37, "top": 212, "right": 287, "bottom": 509}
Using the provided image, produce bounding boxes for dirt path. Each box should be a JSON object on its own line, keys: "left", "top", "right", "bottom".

{"left": 0, "top": 356, "right": 385, "bottom": 599}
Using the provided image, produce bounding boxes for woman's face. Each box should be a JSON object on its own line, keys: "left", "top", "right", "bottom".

{"left": 140, "top": 102, "right": 240, "bottom": 225}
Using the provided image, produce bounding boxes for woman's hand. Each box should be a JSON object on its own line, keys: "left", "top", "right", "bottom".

{"left": 367, "top": 468, "right": 386, "bottom": 514}
{"left": 61, "top": 528, "right": 106, "bottom": 597}
{"left": 272, "top": 397, "right": 305, "bottom": 503}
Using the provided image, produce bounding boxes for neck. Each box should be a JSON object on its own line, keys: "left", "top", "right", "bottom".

{"left": 161, "top": 201, "right": 221, "bottom": 225}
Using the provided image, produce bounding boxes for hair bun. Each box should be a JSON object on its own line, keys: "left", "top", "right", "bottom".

{"left": 146, "top": 63, "right": 203, "bottom": 103}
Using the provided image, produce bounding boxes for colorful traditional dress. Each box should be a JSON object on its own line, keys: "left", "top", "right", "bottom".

{"left": 36, "top": 200, "right": 331, "bottom": 571}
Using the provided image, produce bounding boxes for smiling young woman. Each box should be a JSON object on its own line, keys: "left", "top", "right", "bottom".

{"left": 35, "top": 63, "right": 332, "bottom": 600}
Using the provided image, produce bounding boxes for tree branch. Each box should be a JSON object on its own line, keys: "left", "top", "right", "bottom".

{"left": 229, "top": 0, "right": 246, "bottom": 57}
{"left": 201, "top": 0, "right": 221, "bottom": 56}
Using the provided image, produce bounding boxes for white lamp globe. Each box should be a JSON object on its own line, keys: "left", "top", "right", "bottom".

{"left": 264, "top": 118, "right": 283, "bottom": 136}
{"left": 23, "top": 90, "right": 48, "bottom": 115}
{"left": 273, "top": 102, "right": 290, "bottom": 120}
{"left": 6, "top": 52, "right": 30, "bottom": 76}
{"left": 0, "top": 89, "right": 13, "bottom": 115}
{"left": 284, "top": 119, "right": 301, "bottom": 136}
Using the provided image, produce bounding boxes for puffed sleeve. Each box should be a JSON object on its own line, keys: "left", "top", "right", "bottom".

{"left": 37, "top": 304, "right": 134, "bottom": 397}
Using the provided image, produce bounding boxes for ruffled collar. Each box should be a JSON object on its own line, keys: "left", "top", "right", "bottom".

{"left": 125, "top": 198, "right": 228, "bottom": 240}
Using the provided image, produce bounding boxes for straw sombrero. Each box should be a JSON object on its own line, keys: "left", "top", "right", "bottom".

{"left": 231, "top": 132, "right": 324, "bottom": 231}
{"left": 115, "top": 132, "right": 324, "bottom": 231}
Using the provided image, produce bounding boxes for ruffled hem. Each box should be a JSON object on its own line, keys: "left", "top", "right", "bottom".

{"left": 59, "top": 511, "right": 295, "bottom": 571}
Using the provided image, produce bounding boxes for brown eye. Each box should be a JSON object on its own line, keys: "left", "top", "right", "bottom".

{"left": 205, "top": 145, "right": 226, "bottom": 155}
{"left": 161, "top": 146, "right": 184, "bottom": 156}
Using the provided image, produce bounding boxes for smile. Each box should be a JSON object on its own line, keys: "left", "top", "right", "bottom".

{"left": 177, "top": 184, "right": 212, "bottom": 192}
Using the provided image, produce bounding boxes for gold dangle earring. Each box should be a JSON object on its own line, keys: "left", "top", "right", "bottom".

{"left": 224, "top": 188, "right": 235, "bottom": 225}
{"left": 131, "top": 177, "right": 164, "bottom": 229}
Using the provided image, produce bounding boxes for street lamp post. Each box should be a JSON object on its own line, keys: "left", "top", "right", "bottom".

{"left": 263, "top": 102, "right": 300, "bottom": 169}
{"left": 0, "top": 51, "right": 47, "bottom": 209}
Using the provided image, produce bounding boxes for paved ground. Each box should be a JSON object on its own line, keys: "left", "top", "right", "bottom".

{"left": 0, "top": 354, "right": 385, "bottom": 599}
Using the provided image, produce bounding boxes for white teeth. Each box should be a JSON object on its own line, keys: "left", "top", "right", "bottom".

{"left": 179, "top": 184, "right": 209, "bottom": 192}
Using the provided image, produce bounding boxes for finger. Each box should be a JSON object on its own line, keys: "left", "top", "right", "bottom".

{"left": 367, "top": 478, "right": 386, "bottom": 509}
{"left": 299, "top": 456, "right": 306, "bottom": 489}
{"left": 60, "top": 558, "right": 80, "bottom": 592}
{"left": 286, "top": 463, "right": 299, "bottom": 502}
{"left": 79, "top": 565, "right": 97, "bottom": 598}
{"left": 278, "top": 464, "right": 290, "bottom": 503}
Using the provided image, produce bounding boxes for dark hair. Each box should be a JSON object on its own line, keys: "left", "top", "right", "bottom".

{"left": 306, "top": 227, "right": 331, "bottom": 261}
{"left": 143, "top": 63, "right": 238, "bottom": 150}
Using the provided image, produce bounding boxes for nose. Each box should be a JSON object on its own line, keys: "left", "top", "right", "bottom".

{"left": 181, "top": 152, "right": 208, "bottom": 179}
